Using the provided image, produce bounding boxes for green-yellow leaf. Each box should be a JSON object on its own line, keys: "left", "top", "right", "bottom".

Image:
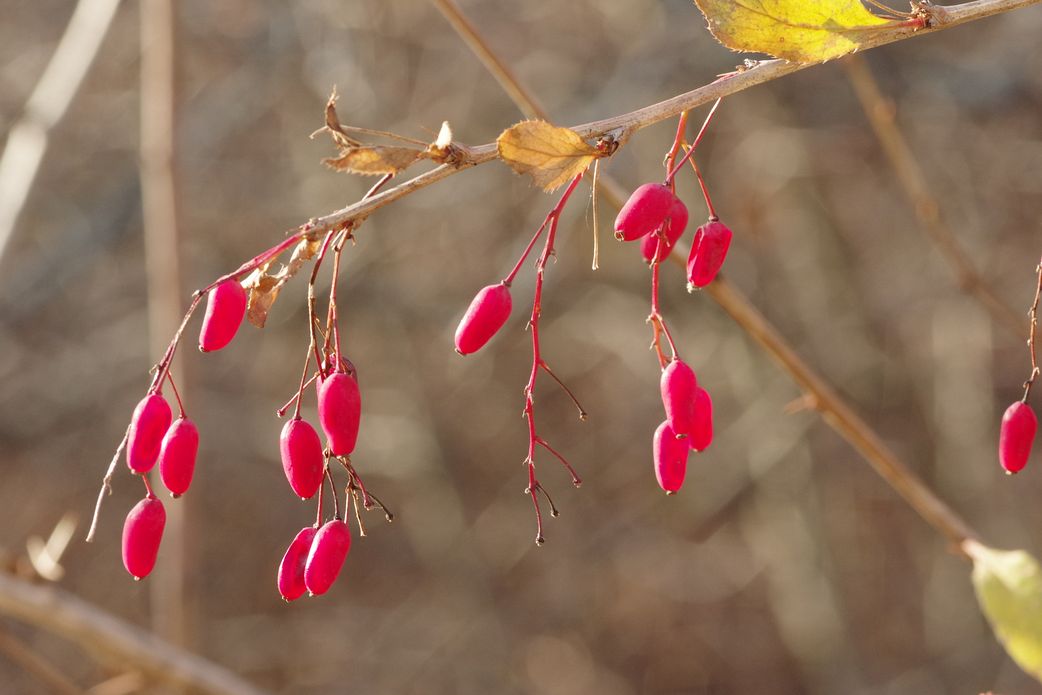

{"left": 693, "top": 0, "right": 893, "bottom": 63}
{"left": 497, "top": 120, "right": 600, "bottom": 192}
{"left": 968, "top": 541, "right": 1042, "bottom": 683}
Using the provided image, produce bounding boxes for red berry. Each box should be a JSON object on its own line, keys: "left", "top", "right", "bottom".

{"left": 660, "top": 359, "right": 698, "bottom": 437}
{"left": 689, "top": 387, "right": 713, "bottom": 452}
{"left": 640, "top": 198, "right": 689, "bottom": 263}
{"left": 122, "top": 496, "right": 166, "bottom": 580}
{"left": 126, "top": 394, "right": 172, "bottom": 474}
{"left": 614, "top": 183, "right": 674, "bottom": 242}
{"left": 686, "top": 220, "right": 733, "bottom": 289}
{"left": 199, "top": 279, "right": 247, "bottom": 352}
{"left": 280, "top": 418, "right": 325, "bottom": 499}
{"left": 999, "top": 401, "right": 1037, "bottom": 474}
{"left": 653, "top": 420, "right": 688, "bottom": 493}
{"left": 318, "top": 372, "right": 361, "bottom": 456}
{"left": 304, "top": 519, "right": 352, "bottom": 596}
{"left": 277, "top": 526, "right": 318, "bottom": 601}
{"left": 454, "top": 283, "right": 512, "bottom": 355}
{"left": 158, "top": 417, "right": 199, "bottom": 496}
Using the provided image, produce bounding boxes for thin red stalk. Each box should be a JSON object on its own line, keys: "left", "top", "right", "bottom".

{"left": 315, "top": 458, "right": 326, "bottom": 527}
{"left": 164, "top": 369, "right": 185, "bottom": 418}
{"left": 278, "top": 372, "right": 319, "bottom": 417}
{"left": 141, "top": 474, "right": 155, "bottom": 499}
{"left": 538, "top": 360, "right": 587, "bottom": 420}
{"left": 687, "top": 156, "right": 718, "bottom": 220}
{"left": 666, "top": 98, "right": 722, "bottom": 183}
{"left": 521, "top": 171, "right": 584, "bottom": 544}
{"left": 1022, "top": 255, "right": 1042, "bottom": 402}
{"left": 535, "top": 437, "right": 582, "bottom": 486}
{"left": 503, "top": 216, "right": 551, "bottom": 286}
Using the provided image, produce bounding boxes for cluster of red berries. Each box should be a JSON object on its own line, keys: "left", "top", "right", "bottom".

{"left": 121, "top": 279, "right": 246, "bottom": 579}
{"left": 275, "top": 363, "right": 361, "bottom": 600}
{"left": 615, "top": 180, "right": 724, "bottom": 493}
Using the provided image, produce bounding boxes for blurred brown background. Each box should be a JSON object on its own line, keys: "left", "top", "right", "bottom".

{"left": 2, "top": 0, "right": 1042, "bottom": 693}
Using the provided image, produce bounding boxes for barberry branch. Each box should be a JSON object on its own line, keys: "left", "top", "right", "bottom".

{"left": 842, "top": 54, "right": 1023, "bottom": 337}
{"left": 435, "top": 0, "right": 981, "bottom": 552}
{"left": 1022, "top": 256, "right": 1042, "bottom": 402}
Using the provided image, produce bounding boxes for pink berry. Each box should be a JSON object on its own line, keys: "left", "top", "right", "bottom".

{"left": 318, "top": 372, "right": 361, "bottom": 456}
{"left": 280, "top": 418, "right": 325, "bottom": 499}
{"left": 277, "top": 526, "right": 318, "bottom": 601}
{"left": 158, "top": 417, "right": 199, "bottom": 496}
{"left": 454, "top": 283, "right": 512, "bottom": 355}
{"left": 304, "top": 519, "right": 352, "bottom": 596}
{"left": 126, "top": 394, "right": 172, "bottom": 474}
{"left": 660, "top": 359, "right": 698, "bottom": 437}
{"left": 614, "top": 183, "right": 675, "bottom": 242}
{"left": 999, "top": 401, "right": 1037, "bottom": 474}
{"left": 686, "top": 220, "right": 733, "bottom": 289}
{"left": 689, "top": 387, "right": 713, "bottom": 452}
{"left": 640, "top": 198, "right": 689, "bottom": 263}
{"left": 122, "top": 496, "right": 166, "bottom": 580}
{"left": 653, "top": 420, "right": 689, "bottom": 493}
{"left": 198, "top": 279, "right": 247, "bottom": 352}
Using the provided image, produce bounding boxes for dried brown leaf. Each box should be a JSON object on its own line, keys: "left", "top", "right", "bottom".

{"left": 323, "top": 146, "right": 422, "bottom": 176}
{"left": 244, "top": 237, "right": 322, "bottom": 328}
{"left": 497, "top": 120, "right": 600, "bottom": 191}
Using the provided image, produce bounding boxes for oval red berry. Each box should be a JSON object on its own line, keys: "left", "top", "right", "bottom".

{"left": 158, "top": 417, "right": 199, "bottom": 496}
{"left": 199, "top": 279, "right": 247, "bottom": 352}
{"left": 653, "top": 420, "right": 689, "bottom": 493}
{"left": 280, "top": 418, "right": 325, "bottom": 499}
{"left": 999, "top": 401, "right": 1037, "bottom": 474}
{"left": 454, "top": 283, "right": 512, "bottom": 355}
{"left": 640, "top": 198, "right": 689, "bottom": 263}
{"left": 318, "top": 372, "right": 361, "bottom": 456}
{"left": 277, "top": 526, "right": 318, "bottom": 601}
{"left": 304, "top": 519, "right": 352, "bottom": 596}
{"left": 126, "top": 394, "right": 172, "bottom": 474}
{"left": 687, "top": 221, "right": 733, "bottom": 289}
{"left": 689, "top": 387, "right": 713, "bottom": 452}
{"left": 660, "top": 359, "right": 698, "bottom": 437}
{"left": 122, "top": 496, "right": 166, "bottom": 580}
{"left": 615, "top": 183, "right": 674, "bottom": 242}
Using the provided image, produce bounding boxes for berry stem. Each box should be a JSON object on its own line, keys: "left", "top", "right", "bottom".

{"left": 85, "top": 425, "right": 131, "bottom": 543}
{"left": 503, "top": 216, "right": 551, "bottom": 286}
{"left": 164, "top": 369, "right": 186, "bottom": 418}
{"left": 1022, "top": 255, "right": 1042, "bottom": 403}
{"left": 665, "top": 98, "right": 721, "bottom": 184}
{"left": 539, "top": 360, "right": 587, "bottom": 420}
{"left": 685, "top": 156, "right": 718, "bottom": 221}
{"left": 278, "top": 371, "right": 320, "bottom": 418}
{"left": 520, "top": 170, "right": 585, "bottom": 544}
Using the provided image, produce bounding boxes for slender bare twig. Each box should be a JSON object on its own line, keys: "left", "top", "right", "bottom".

{"left": 297, "top": 0, "right": 1041, "bottom": 245}
{"left": 0, "top": 626, "right": 85, "bottom": 695}
{"left": 0, "top": 0, "right": 122, "bottom": 264}
{"left": 1022, "top": 256, "right": 1042, "bottom": 401}
{"left": 140, "top": 0, "right": 191, "bottom": 654}
{"left": 0, "top": 572, "right": 270, "bottom": 695}
{"left": 432, "top": 0, "right": 981, "bottom": 551}
{"left": 842, "top": 54, "right": 1022, "bottom": 337}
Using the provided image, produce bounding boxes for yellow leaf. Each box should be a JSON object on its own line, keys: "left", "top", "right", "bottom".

{"left": 968, "top": 541, "right": 1042, "bottom": 683}
{"left": 497, "top": 120, "right": 599, "bottom": 192}
{"left": 693, "top": 0, "right": 893, "bottom": 63}
{"left": 243, "top": 237, "right": 322, "bottom": 328}
{"left": 323, "top": 146, "right": 421, "bottom": 176}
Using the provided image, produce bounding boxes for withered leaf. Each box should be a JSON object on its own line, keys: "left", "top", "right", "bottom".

{"left": 244, "top": 237, "right": 322, "bottom": 328}
{"left": 323, "top": 146, "right": 422, "bottom": 175}
{"left": 497, "top": 120, "right": 600, "bottom": 191}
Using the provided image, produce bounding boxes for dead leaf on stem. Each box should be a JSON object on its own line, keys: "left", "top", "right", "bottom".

{"left": 497, "top": 120, "right": 602, "bottom": 191}
{"left": 316, "top": 90, "right": 458, "bottom": 176}
{"left": 243, "top": 236, "right": 322, "bottom": 328}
